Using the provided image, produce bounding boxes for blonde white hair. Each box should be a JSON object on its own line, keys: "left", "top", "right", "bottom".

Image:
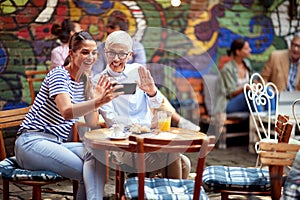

{"left": 105, "top": 30, "right": 133, "bottom": 51}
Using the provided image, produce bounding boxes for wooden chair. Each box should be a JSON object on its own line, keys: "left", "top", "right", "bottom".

{"left": 25, "top": 69, "right": 49, "bottom": 104}
{"left": 0, "top": 106, "right": 77, "bottom": 200}
{"left": 202, "top": 114, "right": 293, "bottom": 200}
{"left": 259, "top": 142, "right": 300, "bottom": 200}
{"left": 122, "top": 135, "right": 216, "bottom": 200}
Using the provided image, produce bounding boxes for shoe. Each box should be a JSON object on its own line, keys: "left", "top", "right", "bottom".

{"left": 178, "top": 117, "right": 200, "bottom": 131}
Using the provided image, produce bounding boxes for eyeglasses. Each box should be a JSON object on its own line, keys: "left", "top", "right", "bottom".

{"left": 105, "top": 51, "right": 129, "bottom": 60}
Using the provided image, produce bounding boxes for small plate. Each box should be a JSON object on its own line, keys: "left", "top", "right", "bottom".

{"left": 130, "top": 131, "right": 151, "bottom": 135}
{"left": 108, "top": 135, "right": 129, "bottom": 140}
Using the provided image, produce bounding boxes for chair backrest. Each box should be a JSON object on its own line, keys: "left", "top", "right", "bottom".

{"left": 259, "top": 142, "right": 300, "bottom": 166}
{"left": 128, "top": 135, "right": 215, "bottom": 200}
{"left": 25, "top": 70, "right": 49, "bottom": 104}
{"left": 252, "top": 114, "right": 292, "bottom": 167}
{"left": 0, "top": 107, "right": 30, "bottom": 160}
{"left": 275, "top": 114, "right": 292, "bottom": 143}
{"left": 259, "top": 141, "right": 300, "bottom": 200}
{"left": 244, "top": 72, "right": 279, "bottom": 141}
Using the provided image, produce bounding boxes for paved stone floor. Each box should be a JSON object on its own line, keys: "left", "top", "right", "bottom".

{"left": 0, "top": 138, "right": 273, "bottom": 200}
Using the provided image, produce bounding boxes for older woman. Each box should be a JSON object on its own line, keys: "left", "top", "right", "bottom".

{"left": 96, "top": 30, "right": 191, "bottom": 179}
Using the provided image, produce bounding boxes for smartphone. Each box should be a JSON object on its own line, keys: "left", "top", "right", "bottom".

{"left": 114, "top": 83, "right": 137, "bottom": 94}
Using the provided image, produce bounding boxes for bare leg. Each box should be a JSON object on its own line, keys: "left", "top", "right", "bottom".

{"left": 180, "top": 154, "right": 191, "bottom": 179}
{"left": 162, "top": 154, "right": 191, "bottom": 179}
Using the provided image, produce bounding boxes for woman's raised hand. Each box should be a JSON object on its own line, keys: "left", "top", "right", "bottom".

{"left": 93, "top": 74, "right": 123, "bottom": 105}
{"left": 136, "top": 66, "right": 157, "bottom": 96}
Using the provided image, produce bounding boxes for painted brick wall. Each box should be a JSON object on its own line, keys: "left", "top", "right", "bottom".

{"left": 0, "top": 0, "right": 299, "bottom": 109}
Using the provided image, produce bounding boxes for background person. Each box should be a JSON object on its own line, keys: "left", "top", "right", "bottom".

{"left": 50, "top": 19, "right": 82, "bottom": 69}
{"left": 92, "top": 11, "right": 200, "bottom": 131}
{"left": 15, "top": 31, "right": 121, "bottom": 199}
{"left": 261, "top": 32, "right": 300, "bottom": 92}
{"left": 215, "top": 38, "right": 253, "bottom": 114}
{"left": 96, "top": 30, "right": 191, "bottom": 179}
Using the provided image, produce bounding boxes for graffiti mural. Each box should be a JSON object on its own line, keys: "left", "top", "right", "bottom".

{"left": 0, "top": 0, "right": 298, "bottom": 109}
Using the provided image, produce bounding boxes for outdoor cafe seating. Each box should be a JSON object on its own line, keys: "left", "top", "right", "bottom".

{"left": 0, "top": 107, "right": 78, "bottom": 200}
{"left": 121, "top": 134, "right": 215, "bottom": 200}
{"left": 202, "top": 73, "right": 294, "bottom": 199}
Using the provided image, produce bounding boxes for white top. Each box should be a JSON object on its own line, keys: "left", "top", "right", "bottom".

{"left": 94, "top": 63, "right": 163, "bottom": 127}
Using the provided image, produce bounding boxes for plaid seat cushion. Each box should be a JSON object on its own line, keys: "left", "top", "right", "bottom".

{"left": 202, "top": 166, "right": 270, "bottom": 192}
{"left": 124, "top": 177, "right": 208, "bottom": 200}
{"left": 0, "top": 156, "right": 64, "bottom": 181}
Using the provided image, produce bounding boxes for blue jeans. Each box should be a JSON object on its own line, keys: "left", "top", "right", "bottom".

{"left": 226, "top": 93, "right": 249, "bottom": 113}
{"left": 226, "top": 88, "right": 276, "bottom": 114}
{"left": 14, "top": 131, "right": 106, "bottom": 200}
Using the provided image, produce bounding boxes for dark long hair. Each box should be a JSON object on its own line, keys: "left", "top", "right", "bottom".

{"left": 64, "top": 31, "right": 96, "bottom": 100}
{"left": 107, "top": 10, "right": 129, "bottom": 31}
{"left": 227, "top": 38, "right": 246, "bottom": 56}
{"left": 51, "top": 19, "right": 78, "bottom": 44}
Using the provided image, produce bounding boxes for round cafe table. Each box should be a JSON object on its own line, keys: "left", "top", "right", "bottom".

{"left": 83, "top": 127, "right": 207, "bottom": 200}
{"left": 83, "top": 127, "right": 206, "bottom": 152}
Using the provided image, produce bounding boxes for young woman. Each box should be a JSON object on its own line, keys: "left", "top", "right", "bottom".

{"left": 219, "top": 38, "right": 253, "bottom": 113}
{"left": 15, "top": 31, "right": 121, "bottom": 199}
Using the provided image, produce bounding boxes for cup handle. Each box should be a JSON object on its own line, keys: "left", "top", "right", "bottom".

{"left": 255, "top": 141, "right": 260, "bottom": 153}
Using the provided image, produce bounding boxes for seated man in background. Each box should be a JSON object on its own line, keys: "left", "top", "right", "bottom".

{"left": 260, "top": 32, "right": 300, "bottom": 92}
{"left": 92, "top": 11, "right": 200, "bottom": 131}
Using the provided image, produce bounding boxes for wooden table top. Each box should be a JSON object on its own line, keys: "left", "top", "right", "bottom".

{"left": 83, "top": 127, "right": 206, "bottom": 152}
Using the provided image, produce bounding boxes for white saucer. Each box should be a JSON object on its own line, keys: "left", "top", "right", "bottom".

{"left": 108, "top": 134, "right": 129, "bottom": 140}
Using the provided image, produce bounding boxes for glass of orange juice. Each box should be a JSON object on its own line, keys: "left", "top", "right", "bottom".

{"left": 157, "top": 111, "right": 172, "bottom": 132}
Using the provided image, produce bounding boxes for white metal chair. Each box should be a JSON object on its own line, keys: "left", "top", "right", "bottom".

{"left": 244, "top": 72, "right": 279, "bottom": 143}
{"left": 290, "top": 99, "right": 300, "bottom": 145}
{"left": 292, "top": 98, "right": 300, "bottom": 133}
{"left": 244, "top": 73, "right": 279, "bottom": 166}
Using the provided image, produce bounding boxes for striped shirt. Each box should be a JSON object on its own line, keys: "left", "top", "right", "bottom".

{"left": 18, "top": 66, "right": 85, "bottom": 141}
{"left": 286, "top": 58, "right": 300, "bottom": 91}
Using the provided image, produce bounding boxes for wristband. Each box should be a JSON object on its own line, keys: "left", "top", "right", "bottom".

{"left": 147, "top": 91, "right": 157, "bottom": 97}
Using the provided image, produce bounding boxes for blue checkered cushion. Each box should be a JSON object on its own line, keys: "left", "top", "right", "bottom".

{"left": 202, "top": 166, "right": 270, "bottom": 192}
{"left": 0, "top": 156, "right": 64, "bottom": 181}
{"left": 124, "top": 177, "right": 208, "bottom": 200}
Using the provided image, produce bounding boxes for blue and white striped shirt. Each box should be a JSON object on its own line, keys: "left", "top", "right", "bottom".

{"left": 19, "top": 66, "right": 85, "bottom": 141}
{"left": 286, "top": 58, "right": 300, "bottom": 91}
